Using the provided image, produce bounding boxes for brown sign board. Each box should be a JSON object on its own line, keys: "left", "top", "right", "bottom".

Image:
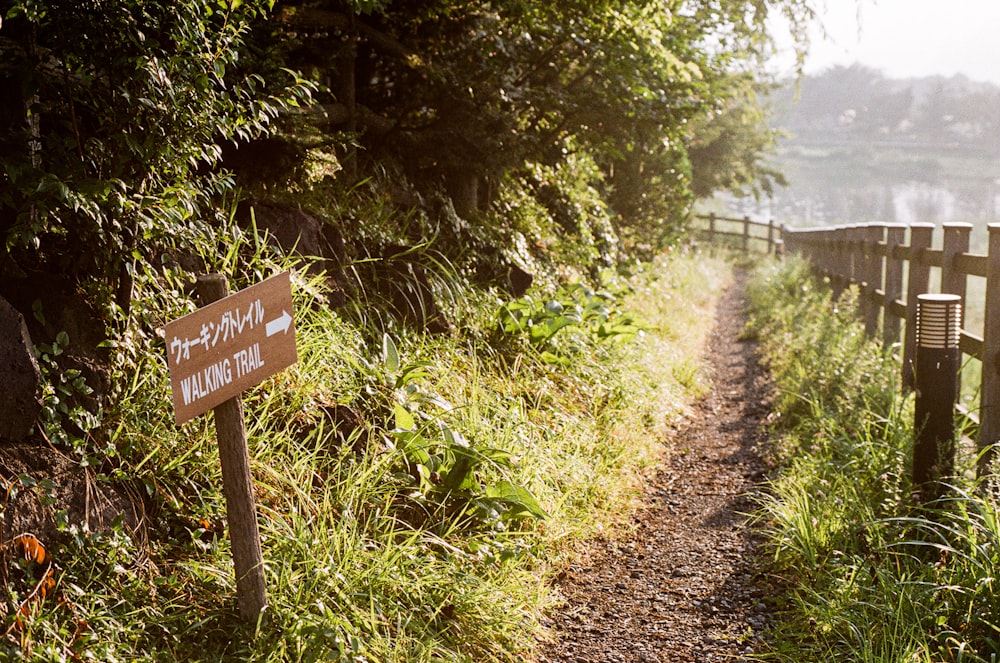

{"left": 164, "top": 271, "right": 298, "bottom": 425}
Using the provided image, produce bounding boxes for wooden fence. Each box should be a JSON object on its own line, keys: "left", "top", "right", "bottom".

{"left": 780, "top": 222, "right": 1000, "bottom": 473}
{"left": 691, "top": 214, "right": 1000, "bottom": 472}
{"left": 691, "top": 213, "right": 783, "bottom": 255}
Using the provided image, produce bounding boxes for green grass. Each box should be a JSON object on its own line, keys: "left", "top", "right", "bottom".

{"left": 5, "top": 224, "right": 732, "bottom": 661}
{"left": 748, "top": 257, "right": 1000, "bottom": 663}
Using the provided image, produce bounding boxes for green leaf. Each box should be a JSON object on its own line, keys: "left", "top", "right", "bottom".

{"left": 398, "top": 361, "right": 433, "bottom": 387}
{"left": 486, "top": 480, "right": 548, "bottom": 520}
{"left": 416, "top": 463, "right": 432, "bottom": 490}
{"left": 476, "top": 446, "right": 515, "bottom": 467}
{"left": 529, "top": 316, "right": 576, "bottom": 344}
{"left": 382, "top": 334, "right": 400, "bottom": 374}
{"left": 442, "top": 453, "right": 476, "bottom": 491}
{"left": 393, "top": 403, "right": 414, "bottom": 431}
{"left": 32, "top": 300, "right": 46, "bottom": 326}
{"left": 441, "top": 425, "right": 470, "bottom": 449}
{"left": 540, "top": 350, "right": 570, "bottom": 366}
{"left": 396, "top": 432, "right": 430, "bottom": 465}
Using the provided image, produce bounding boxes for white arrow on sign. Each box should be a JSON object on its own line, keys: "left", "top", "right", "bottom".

{"left": 266, "top": 310, "right": 293, "bottom": 337}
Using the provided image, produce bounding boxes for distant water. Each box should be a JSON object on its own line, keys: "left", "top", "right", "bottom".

{"left": 729, "top": 180, "right": 1000, "bottom": 226}
{"left": 723, "top": 149, "right": 1000, "bottom": 251}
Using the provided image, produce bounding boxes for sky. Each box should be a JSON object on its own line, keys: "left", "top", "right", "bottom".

{"left": 771, "top": 0, "right": 1000, "bottom": 85}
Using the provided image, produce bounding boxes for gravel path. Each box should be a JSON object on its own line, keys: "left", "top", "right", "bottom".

{"left": 537, "top": 270, "right": 776, "bottom": 663}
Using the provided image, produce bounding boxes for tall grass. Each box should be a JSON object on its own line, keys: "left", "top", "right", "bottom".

{"left": 4, "top": 214, "right": 731, "bottom": 661}
{"left": 749, "top": 257, "right": 1000, "bottom": 663}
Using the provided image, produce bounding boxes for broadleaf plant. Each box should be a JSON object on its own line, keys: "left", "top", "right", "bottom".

{"left": 381, "top": 335, "right": 547, "bottom": 529}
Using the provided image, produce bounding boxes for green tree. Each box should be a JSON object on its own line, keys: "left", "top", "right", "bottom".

{"left": 0, "top": 0, "right": 823, "bottom": 317}
{"left": 274, "top": 0, "right": 817, "bottom": 243}
{"left": 0, "top": 0, "right": 311, "bottom": 318}
{"left": 688, "top": 76, "right": 788, "bottom": 200}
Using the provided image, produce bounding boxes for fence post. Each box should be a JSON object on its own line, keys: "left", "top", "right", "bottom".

{"left": 843, "top": 226, "right": 855, "bottom": 287}
{"left": 942, "top": 223, "right": 971, "bottom": 396}
{"left": 742, "top": 216, "right": 750, "bottom": 252}
{"left": 826, "top": 228, "right": 838, "bottom": 293}
{"left": 903, "top": 224, "right": 935, "bottom": 390}
{"left": 883, "top": 224, "right": 906, "bottom": 348}
{"left": 815, "top": 230, "right": 837, "bottom": 285}
{"left": 831, "top": 229, "right": 844, "bottom": 286}
{"left": 708, "top": 212, "right": 716, "bottom": 243}
{"left": 979, "top": 224, "right": 1000, "bottom": 476}
{"left": 767, "top": 219, "right": 775, "bottom": 254}
{"left": 847, "top": 225, "right": 862, "bottom": 292}
{"left": 847, "top": 225, "right": 867, "bottom": 320}
{"left": 812, "top": 229, "right": 823, "bottom": 279}
{"left": 863, "top": 224, "right": 885, "bottom": 338}
{"left": 941, "top": 223, "right": 972, "bottom": 301}
{"left": 942, "top": 223, "right": 972, "bottom": 299}
{"left": 810, "top": 229, "right": 823, "bottom": 278}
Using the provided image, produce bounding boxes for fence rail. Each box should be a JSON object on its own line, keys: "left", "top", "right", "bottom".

{"left": 691, "top": 213, "right": 783, "bottom": 255}
{"left": 780, "top": 222, "right": 1000, "bottom": 474}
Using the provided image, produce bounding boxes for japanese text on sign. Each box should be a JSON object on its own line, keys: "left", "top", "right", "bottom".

{"left": 169, "top": 299, "right": 265, "bottom": 366}
{"left": 164, "top": 271, "right": 298, "bottom": 425}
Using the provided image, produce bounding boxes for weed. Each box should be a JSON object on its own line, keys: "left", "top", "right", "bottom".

{"left": 380, "top": 334, "right": 548, "bottom": 531}
{"left": 4, "top": 215, "right": 731, "bottom": 661}
{"left": 749, "top": 257, "right": 1000, "bottom": 662}
{"left": 496, "top": 283, "right": 646, "bottom": 366}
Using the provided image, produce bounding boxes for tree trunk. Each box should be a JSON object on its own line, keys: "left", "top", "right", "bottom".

{"left": 447, "top": 169, "right": 479, "bottom": 219}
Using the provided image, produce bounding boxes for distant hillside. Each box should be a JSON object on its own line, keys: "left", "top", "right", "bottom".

{"left": 771, "top": 65, "right": 1000, "bottom": 155}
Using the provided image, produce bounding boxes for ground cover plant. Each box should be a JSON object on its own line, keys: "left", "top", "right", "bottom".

{"left": 0, "top": 210, "right": 730, "bottom": 661}
{"left": 747, "top": 257, "right": 1000, "bottom": 663}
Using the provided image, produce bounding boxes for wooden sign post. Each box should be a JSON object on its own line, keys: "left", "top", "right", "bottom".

{"left": 164, "top": 271, "right": 298, "bottom": 622}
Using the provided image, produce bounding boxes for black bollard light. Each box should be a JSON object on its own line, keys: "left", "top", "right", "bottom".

{"left": 912, "top": 293, "right": 962, "bottom": 503}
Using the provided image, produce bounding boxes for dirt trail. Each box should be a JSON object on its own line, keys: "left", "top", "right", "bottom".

{"left": 537, "top": 270, "right": 775, "bottom": 663}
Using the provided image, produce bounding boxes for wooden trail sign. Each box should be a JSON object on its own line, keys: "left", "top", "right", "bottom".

{"left": 165, "top": 271, "right": 298, "bottom": 425}
{"left": 163, "top": 271, "right": 298, "bottom": 622}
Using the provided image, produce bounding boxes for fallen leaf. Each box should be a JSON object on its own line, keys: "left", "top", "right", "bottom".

{"left": 11, "top": 533, "right": 46, "bottom": 565}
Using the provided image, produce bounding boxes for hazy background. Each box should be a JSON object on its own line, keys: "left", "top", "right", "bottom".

{"left": 729, "top": 0, "right": 1000, "bottom": 250}
{"left": 771, "top": 0, "right": 1000, "bottom": 85}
